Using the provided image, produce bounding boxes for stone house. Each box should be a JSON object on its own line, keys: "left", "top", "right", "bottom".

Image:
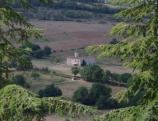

{"left": 67, "top": 51, "right": 96, "bottom": 66}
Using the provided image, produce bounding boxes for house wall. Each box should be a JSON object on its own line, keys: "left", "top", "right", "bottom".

{"left": 67, "top": 57, "right": 96, "bottom": 66}
{"left": 84, "top": 57, "right": 96, "bottom": 65}
{"left": 67, "top": 58, "right": 83, "bottom": 66}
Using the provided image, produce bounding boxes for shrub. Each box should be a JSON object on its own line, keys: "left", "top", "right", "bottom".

{"left": 43, "top": 46, "right": 51, "bottom": 56}
{"left": 89, "top": 83, "right": 112, "bottom": 104}
{"left": 72, "top": 87, "right": 90, "bottom": 105}
{"left": 21, "top": 43, "right": 52, "bottom": 58}
{"left": 71, "top": 67, "right": 80, "bottom": 76}
{"left": 30, "top": 44, "right": 41, "bottom": 51}
{"left": 64, "top": 119, "right": 70, "bottom": 121}
{"left": 31, "top": 72, "right": 40, "bottom": 80}
{"left": 39, "top": 84, "right": 62, "bottom": 98}
{"left": 103, "top": 70, "right": 132, "bottom": 83}
{"left": 41, "top": 67, "right": 50, "bottom": 73}
{"left": 22, "top": 43, "right": 41, "bottom": 51}
{"left": 80, "top": 65, "right": 104, "bottom": 82}
{"left": 12, "top": 75, "right": 30, "bottom": 88}
{"left": 33, "top": 50, "right": 45, "bottom": 59}
{"left": 119, "top": 73, "right": 132, "bottom": 83}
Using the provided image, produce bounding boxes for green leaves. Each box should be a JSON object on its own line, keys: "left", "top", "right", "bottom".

{"left": 0, "top": 0, "right": 46, "bottom": 83}
{"left": 87, "top": 0, "right": 158, "bottom": 104}
{"left": 93, "top": 96, "right": 158, "bottom": 121}
{"left": 0, "top": 0, "right": 97, "bottom": 120}
{"left": 0, "top": 85, "right": 96, "bottom": 121}
{"left": 42, "top": 97, "right": 96, "bottom": 117}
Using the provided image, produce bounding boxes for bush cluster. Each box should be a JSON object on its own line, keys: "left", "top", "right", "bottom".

{"left": 31, "top": 72, "right": 40, "bottom": 80}
{"left": 21, "top": 43, "right": 52, "bottom": 59}
{"left": 107, "top": 71, "right": 132, "bottom": 83}
{"left": 72, "top": 83, "right": 117, "bottom": 109}
{"left": 39, "top": 84, "right": 62, "bottom": 98}
{"left": 80, "top": 65, "right": 132, "bottom": 85}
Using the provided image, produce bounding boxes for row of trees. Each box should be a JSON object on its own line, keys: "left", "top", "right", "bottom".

{"left": 28, "top": 0, "right": 121, "bottom": 14}
{"left": 21, "top": 43, "right": 52, "bottom": 59}
{"left": 10, "top": 43, "right": 52, "bottom": 71}
{"left": 76, "top": 65, "right": 132, "bottom": 84}
{"left": 71, "top": 0, "right": 104, "bottom": 3}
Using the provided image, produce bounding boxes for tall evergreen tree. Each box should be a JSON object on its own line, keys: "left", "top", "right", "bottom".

{"left": 88, "top": 0, "right": 158, "bottom": 103}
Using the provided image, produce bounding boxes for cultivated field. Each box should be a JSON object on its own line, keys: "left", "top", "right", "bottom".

{"left": 31, "top": 20, "right": 119, "bottom": 51}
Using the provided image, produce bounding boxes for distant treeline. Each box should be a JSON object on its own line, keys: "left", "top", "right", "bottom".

{"left": 70, "top": 0, "right": 104, "bottom": 3}
{"left": 14, "top": 0, "right": 121, "bottom": 14}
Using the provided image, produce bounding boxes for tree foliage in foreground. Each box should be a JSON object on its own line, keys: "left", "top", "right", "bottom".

{"left": 0, "top": 85, "right": 96, "bottom": 121}
{"left": 93, "top": 97, "right": 158, "bottom": 121}
{"left": 0, "top": 0, "right": 95, "bottom": 120}
{"left": 0, "top": 0, "right": 46, "bottom": 88}
{"left": 88, "top": 0, "right": 158, "bottom": 104}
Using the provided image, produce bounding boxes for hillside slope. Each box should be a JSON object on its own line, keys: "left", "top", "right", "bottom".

{"left": 21, "top": 1, "right": 121, "bottom": 22}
